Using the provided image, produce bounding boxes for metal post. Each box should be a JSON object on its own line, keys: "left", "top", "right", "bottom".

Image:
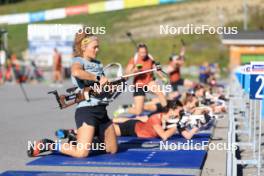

{"left": 249, "top": 99, "right": 252, "bottom": 143}
{"left": 244, "top": 93, "right": 249, "bottom": 133}
{"left": 227, "top": 100, "right": 233, "bottom": 176}
{"left": 253, "top": 100, "right": 257, "bottom": 159}
{"left": 257, "top": 100, "right": 262, "bottom": 175}
{"left": 232, "top": 99, "right": 238, "bottom": 176}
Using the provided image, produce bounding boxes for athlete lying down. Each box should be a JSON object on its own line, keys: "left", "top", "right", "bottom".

{"left": 55, "top": 101, "right": 214, "bottom": 144}
{"left": 112, "top": 100, "right": 200, "bottom": 141}
{"left": 119, "top": 84, "right": 226, "bottom": 115}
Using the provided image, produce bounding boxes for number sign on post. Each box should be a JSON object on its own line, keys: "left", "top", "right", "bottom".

{"left": 250, "top": 75, "right": 264, "bottom": 99}
{"left": 250, "top": 62, "right": 264, "bottom": 100}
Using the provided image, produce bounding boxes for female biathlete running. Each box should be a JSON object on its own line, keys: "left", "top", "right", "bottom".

{"left": 28, "top": 28, "right": 118, "bottom": 158}
{"left": 114, "top": 43, "right": 168, "bottom": 116}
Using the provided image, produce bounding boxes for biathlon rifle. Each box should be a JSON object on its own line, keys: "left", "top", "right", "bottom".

{"left": 49, "top": 63, "right": 165, "bottom": 109}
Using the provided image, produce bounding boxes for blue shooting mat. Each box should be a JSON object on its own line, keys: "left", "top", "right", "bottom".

{"left": 27, "top": 149, "right": 207, "bottom": 169}
{"left": 0, "top": 171, "right": 195, "bottom": 176}
{"left": 26, "top": 115, "right": 209, "bottom": 169}
{"left": 0, "top": 171, "right": 194, "bottom": 176}
{"left": 117, "top": 133, "right": 210, "bottom": 151}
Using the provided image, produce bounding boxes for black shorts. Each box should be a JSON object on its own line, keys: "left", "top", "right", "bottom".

{"left": 118, "top": 120, "right": 139, "bottom": 136}
{"left": 75, "top": 105, "right": 111, "bottom": 140}
{"left": 133, "top": 87, "right": 148, "bottom": 97}
{"left": 155, "top": 103, "right": 164, "bottom": 112}
{"left": 171, "top": 78, "right": 184, "bottom": 91}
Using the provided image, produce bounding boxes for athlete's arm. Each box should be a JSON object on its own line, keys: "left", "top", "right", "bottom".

{"left": 53, "top": 54, "right": 58, "bottom": 70}
{"left": 179, "top": 47, "right": 185, "bottom": 57}
{"left": 177, "top": 47, "right": 185, "bottom": 66}
{"left": 125, "top": 63, "right": 135, "bottom": 75}
{"left": 156, "top": 69, "right": 166, "bottom": 80}
{"left": 71, "top": 62, "right": 107, "bottom": 85}
{"left": 125, "top": 58, "right": 139, "bottom": 79}
{"left": 152, "top": 62, "right": 167, "bottom": 81}
{"left": 180, "top": 127, "right": 199, "bottom": 140}
{"left": 71, "top": 62, "right": 97, "bottom": 81}
{"left": 153, "top": 124, "right": 177, "bottom": 141}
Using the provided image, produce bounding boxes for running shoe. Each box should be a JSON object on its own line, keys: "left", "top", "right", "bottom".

{"left": 55, "top": 129, "right": 75, "bottom": 139}
{"left": 55, "top": 129, "right": 77, "bottom": 143}
{"left": 27, "top": 139, "right": 55, "bottom": 157}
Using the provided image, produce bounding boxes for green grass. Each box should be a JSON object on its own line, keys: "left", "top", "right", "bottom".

{"left": 226, "top": 6, "right": 264, "bottom": 31}
{"left": 3, "top": 0, "right": 263, "bottom": 70}
{"left": 5, "top": 24, "right": 228, "bottom": 67}
{"left": 5, "top": 24, "right": 28, "bottom": 54}
{"left": 96, "top": 33, "right": 229, "bottom": 69}
{"left": 3, "top": 6, "right": 135, "bottom": 54}
{"left": 3, "top": 4, "right": 229, "bottom": 67}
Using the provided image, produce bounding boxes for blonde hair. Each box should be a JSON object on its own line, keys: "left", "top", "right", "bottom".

{"left": 73, "top": 27, "right": 94, "bottom": 57}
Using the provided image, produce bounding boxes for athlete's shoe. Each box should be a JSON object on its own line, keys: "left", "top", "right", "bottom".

{"left": 55, "top": 129, "right": 75, "bottom": 139}
{"left": 27, "top": 139, "right": 55, "bottom": 157}
{"left": 55, "top": 129, "right": 77, "bottom": 144}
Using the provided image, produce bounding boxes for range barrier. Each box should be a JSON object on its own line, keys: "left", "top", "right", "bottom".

{"left": 227, "top": 63, "right": 263, "bottom": 176}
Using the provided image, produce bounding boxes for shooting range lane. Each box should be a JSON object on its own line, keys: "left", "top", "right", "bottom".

{"left": 0, "top": 81, "right": 213, "bottom": 176}
{"left": 26, "top": 102, "right": 213, "bottom": 171}
{"left": 26, "top": 126, "right": 211, "bottom": 170}
{"left": 0, "top": 81, "right": 204, "bottom": 176}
